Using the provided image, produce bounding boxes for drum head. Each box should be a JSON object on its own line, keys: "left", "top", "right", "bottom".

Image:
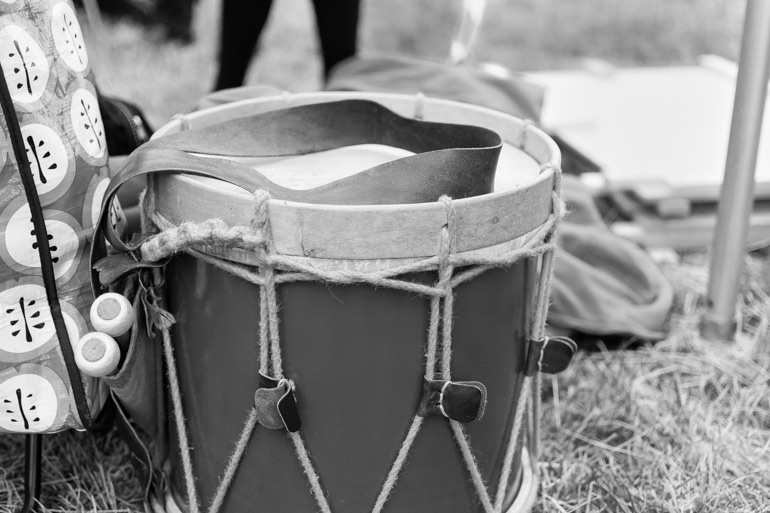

{"left": 189, "top": 139, "right": 539, "bottom": 194}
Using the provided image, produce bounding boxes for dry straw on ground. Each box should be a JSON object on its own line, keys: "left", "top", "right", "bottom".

{"left": 2, "top": 0, "right": 768, "bottom": 511}
{"left": 536, "top": 253, "right": 770, "bottom": 513}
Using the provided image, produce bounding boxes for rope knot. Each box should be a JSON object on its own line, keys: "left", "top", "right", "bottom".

{"left": 140, "top": 218, "right": 270, "bottom": 263}
{"left": 154, "top": 307, "right": 177, "bottom": 331}
{"left": 137, "top": 269, "right": 176, "bottom": 335}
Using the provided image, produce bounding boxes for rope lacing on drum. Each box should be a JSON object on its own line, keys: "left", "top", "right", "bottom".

{"left": 141, "top": 166, "right": 562, "bottom": 513}
{"left": 255, "top": 190, "right": 333, "bottom": 513}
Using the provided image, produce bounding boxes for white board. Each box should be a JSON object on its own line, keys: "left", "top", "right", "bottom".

{"left": 527, "top": 56, "right": 770, "bottom": 202}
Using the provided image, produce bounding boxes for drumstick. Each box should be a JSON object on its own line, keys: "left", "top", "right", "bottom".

{"left": 74, "top": 332, "right": 122, "bottom": 377}
{"left": 90, "top": 292, "right": 133, "bottom": 354}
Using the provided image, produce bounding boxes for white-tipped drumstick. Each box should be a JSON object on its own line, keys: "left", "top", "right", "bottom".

{"left": 75, "top": 332, "right": 121, "bottom": 377}
{"left": 90, "top": 292, "right": 133, "bottom": 351}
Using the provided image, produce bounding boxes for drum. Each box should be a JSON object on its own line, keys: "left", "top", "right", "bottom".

{"left": 138, "top": 92, "right": 562, "bottom": 513}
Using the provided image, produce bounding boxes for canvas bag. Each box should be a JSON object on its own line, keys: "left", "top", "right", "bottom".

{"left": 0, "top": 0, "right": 120, "bottom": 434}
{"left": 326, "top": 54, "right": 674, "bottom": 341}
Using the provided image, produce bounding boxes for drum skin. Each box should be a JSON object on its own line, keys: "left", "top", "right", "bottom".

{"left": 165, "top": 252, "right": 535, "bottom": 513}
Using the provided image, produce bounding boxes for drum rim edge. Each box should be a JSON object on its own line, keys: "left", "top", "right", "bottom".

{"left": 153, "top": 91, "right": 559, "bottom": 215}
{"left": 159, "top": 447, "right": 538, "bottom": 513}
{"left": 149, "top": 92, "right": 560, "bottom": 261}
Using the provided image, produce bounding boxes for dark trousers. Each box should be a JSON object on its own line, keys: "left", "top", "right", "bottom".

{"left": 215, "top": 0, "right": 360, "bottom": 90}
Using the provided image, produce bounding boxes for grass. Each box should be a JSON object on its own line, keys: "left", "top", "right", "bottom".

{"left": 2, "top": 0, "right": 768, "bottom": 511}
{"left": 537, "top": 253, "right": 770, "bottom": 512}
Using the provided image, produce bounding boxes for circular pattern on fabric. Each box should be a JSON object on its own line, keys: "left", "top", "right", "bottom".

{"left": 0, "top": 197, "right": 84, "bottom": 284}
{"left": 62, "top": 298, "right": 87, "bottom": 348}
{"left": 68, "top": 85, "right": 106, "bottom": 163}
{"left": 0, "top": 276, "right": 83, "bottom": 363}
{"left": 0, "top": 278, "right": 56, "bottom": 361}
{"left": 108, "top": 195, "right": 127, "bottom": 236}
{"left": 0, "top": 364, "right": 68, "bottom": 433}
{"left": 21, "top": 122, "right": 75, "bottom": 205}
{"left": 51, "top": 2, "right": 87, "bottom": 73}
{"left": 0, "top": 124, "right": 8, "bottom": 171}
{"left": 0, "top": 24, "right": 50, "bottom": 105}
{"left": 82, "top": 173, "right": 108, "bottom": 231}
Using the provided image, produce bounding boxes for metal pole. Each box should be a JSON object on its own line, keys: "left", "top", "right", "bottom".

{"left": 19, "top": 434, "right": 43, "bottom": 513}
{"left": 701, "top": 0, "right": 770, "bottom": 341}
{"left": 448, "top": 0, "right": 487, "bottom": 65}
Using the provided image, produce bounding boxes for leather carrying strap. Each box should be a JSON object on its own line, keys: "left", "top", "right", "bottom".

{"left": 91, "top": 99, "right": 502, "bottom": 289}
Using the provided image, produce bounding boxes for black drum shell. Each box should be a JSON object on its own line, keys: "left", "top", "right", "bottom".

{"left": 165, "top": 253, "right": 536, "bottom": 513}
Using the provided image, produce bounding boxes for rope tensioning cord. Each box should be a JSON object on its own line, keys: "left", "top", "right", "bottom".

{"left": 135, "top": 162, "right": 562, "bottom": 513}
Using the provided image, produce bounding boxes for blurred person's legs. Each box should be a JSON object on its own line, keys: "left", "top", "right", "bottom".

{"left": 155, "top": 0, "right": 195, "bottom": 43}
{"left": 215, "top": 0, "right": 273, "bottom": 90}
{"left": 213, "top": 0, "right": 359, "bottom": 91}
{"left": 311, "top": 0, "right": 360, "bottom": 78}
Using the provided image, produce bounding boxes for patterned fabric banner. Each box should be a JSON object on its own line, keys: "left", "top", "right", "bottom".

{"left": 0, "top": 0, "right": 118, "bottom": 433}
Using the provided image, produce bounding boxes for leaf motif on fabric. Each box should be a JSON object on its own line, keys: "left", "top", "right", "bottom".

{"left": 0, "top": 364, "right": 69, "bottom": 433}
{"left": 0, "top": 279, "right": 55, "bottom": 359}
{"left": 21, "top": 122, "right": 75, "bottom": 205}
{"left": 51, "top": 2, "right": 88, "bottom": 72}
{"left": 0, "top": 24, "right": 49, "bottom": 103}
{"left": 0, "top": 198, "right": 84, "bottom": 284}
{"left": 69, "top": 87, "right": 105, "bottom": 160}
